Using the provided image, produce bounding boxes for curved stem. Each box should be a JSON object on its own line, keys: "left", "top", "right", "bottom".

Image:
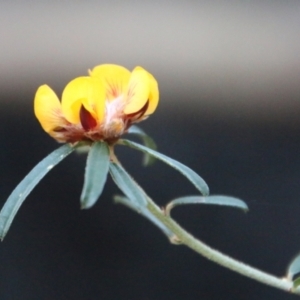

{"left": 145, "top": 197, "right": 299, "bottom": 295}
{"left": 111, "top": 145, "right": 298, "bottom": 294}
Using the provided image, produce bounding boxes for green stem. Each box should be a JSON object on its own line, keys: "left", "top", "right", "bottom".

{"left": 146, "top": 197, "right": 298, "bottom": 294}
{"left": 111, "top": 144, "right": 297, "bottom": 294}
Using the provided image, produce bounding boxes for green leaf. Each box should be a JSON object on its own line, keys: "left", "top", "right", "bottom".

{"left": 293, "top": 277, "right": 300, "bottom": 290}
{"left": 114, "top": 195, "right": 174, "bottom": 238}
{"left": 0, "top": 144, "right": 75, "bottom": 240}
{"left": 287, "top": 253, "right": 300, "bottom": 281}
{"left": 166, "top": 195, "right": 248, "bottom": 215}
{"left": 109, "top": 162, "right": 147, "bottom": 207}
{"left": 80, "top": 142, "right": 110, "bottom": 209}
{"left": 127, "top": 125, "right": 157, "bottom": 166}
{"left": 120, "top": 139, "right": 209, "bottom": 196}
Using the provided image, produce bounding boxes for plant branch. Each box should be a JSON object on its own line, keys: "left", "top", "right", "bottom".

{"left": 112, "top": 143, "right": 298, "bottom": 295}
{"left": 146, "top": 197, "right": 299, "bottom": 295}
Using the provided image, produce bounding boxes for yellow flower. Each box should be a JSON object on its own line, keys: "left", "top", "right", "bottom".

{"left": 34, "top": 64, "right": 159, "bottom": 143}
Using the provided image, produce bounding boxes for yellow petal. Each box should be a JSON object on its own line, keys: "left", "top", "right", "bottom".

{"left": 123, "top": 67, "right": 150, "bottom": 114}
{"left": 144, "top": 70, "right": 159, "bottom": 115}
{"left": 90, "top": 64, "right": 131, "bottom": 101}
{"left": 34, "top": 85, "right": 65, "bottom": 133}
{"left": 61, "top": 76, "right": 105, "bottom": 124}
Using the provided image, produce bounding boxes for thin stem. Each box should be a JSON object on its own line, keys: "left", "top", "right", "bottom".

{"left": 145, "top": 197, "right": 299, "bottom": 295}
{"left": 111, "top": 145, "right": 298, "bottom": 294}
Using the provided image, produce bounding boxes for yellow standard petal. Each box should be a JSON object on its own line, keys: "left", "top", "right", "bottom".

{"left": 34, "top": 85, "right": 65, "bottom": 133}
{"left": 143, "top": 69, "right": 159, "bottom": 115}
{"left": 123, "top": 67, "right": 150, "bottom": 115}
{"left": 61, "top": 76, "right": 105, "bottom": 125}
{"left": 90, "top": 64, "right": 131, "bottom": 101}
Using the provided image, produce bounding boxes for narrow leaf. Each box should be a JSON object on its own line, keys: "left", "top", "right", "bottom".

{"left": 114, "top": 195, "right": 174, "bottom": 238}
{"left": 166, "top": 195, "right": 248, "bottom": 215}
{"left": 109, "top": 162, "right": 147, "bottom": 207}
{"left": 287, "top": 253, "right": 300, "bottom": 281}
{"left": 120, "top": 139, "right": 209, "bottom": 196}
{"left": 0, "top": 144, "right": 75, "bottom": 240}
{"left": 127, "top": 125, "right": 157, "bottom": 166}
{"left": 80, "top": 142, "right": 110, "bottom": 209}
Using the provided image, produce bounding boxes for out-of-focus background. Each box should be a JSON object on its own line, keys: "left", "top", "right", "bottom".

{"left": 1, "top": 1, "right": 300, "bottom": 299}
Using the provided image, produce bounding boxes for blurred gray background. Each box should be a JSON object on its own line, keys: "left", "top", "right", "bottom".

{"left": 2, "top": 0, "right": 300, "bottom": 121}
{"left": 1, "top": 1, "right": 300, "bottom": 299}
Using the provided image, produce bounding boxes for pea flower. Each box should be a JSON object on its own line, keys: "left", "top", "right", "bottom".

{"left": 1, "top": 62, "right": 269, "bottom": 300}
{"left": 34, "top": 64, "right": 159, "bottom": 143}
